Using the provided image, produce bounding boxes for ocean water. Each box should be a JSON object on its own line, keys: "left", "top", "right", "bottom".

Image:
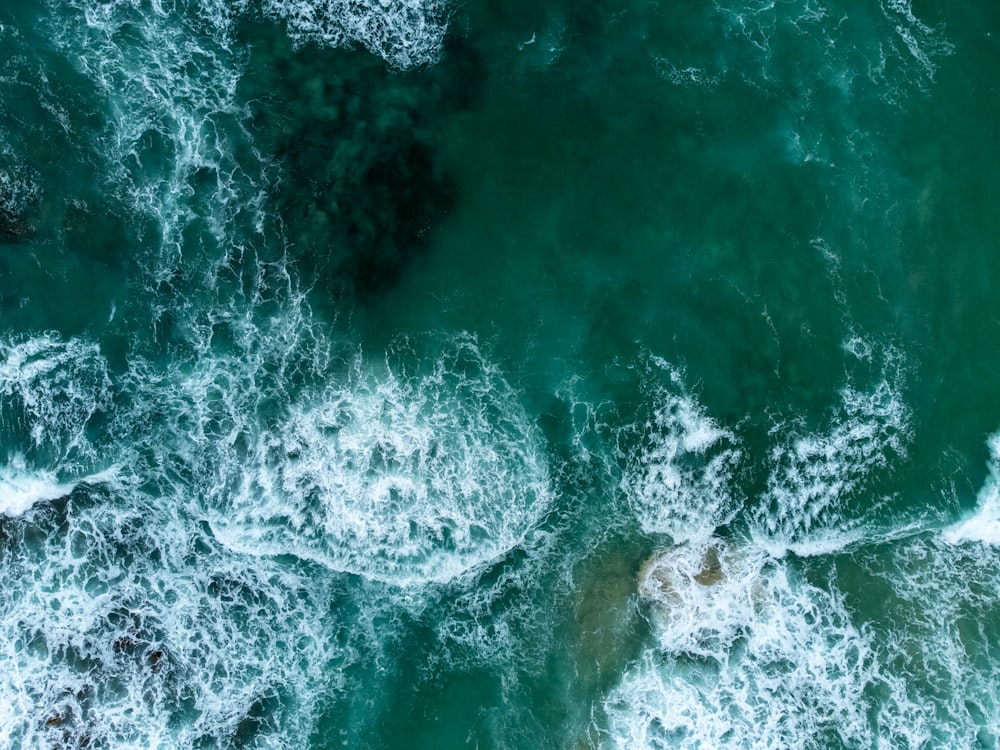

{"left": 1, "top": 0, "right": 999, "bottom": 747}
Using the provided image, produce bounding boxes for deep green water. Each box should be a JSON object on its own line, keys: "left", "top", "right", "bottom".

{"left": 1, "top": 0, "right": 999, "bottom": 747}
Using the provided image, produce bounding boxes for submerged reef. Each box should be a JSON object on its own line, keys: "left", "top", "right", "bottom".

{"left": 237, "top": 22, "right": 484, "bottom": 302}
{"left": 0, "top": 166, "right": 39, "bottom": 242}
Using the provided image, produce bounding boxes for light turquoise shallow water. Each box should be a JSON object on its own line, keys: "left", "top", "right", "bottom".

{"left": 1, "top": 0, "right": 999, "bottom": 747}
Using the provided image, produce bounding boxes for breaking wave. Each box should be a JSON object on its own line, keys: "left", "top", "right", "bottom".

{"left": 944, "top": 430, "right": 1000, "bottom": 547}
{"left": 619, "top": 359, "right": 742, "bottom": 544}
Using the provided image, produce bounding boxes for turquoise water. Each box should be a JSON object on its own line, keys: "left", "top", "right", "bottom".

{"left": 1, "top": 0, "right": 999, "bottom": 747}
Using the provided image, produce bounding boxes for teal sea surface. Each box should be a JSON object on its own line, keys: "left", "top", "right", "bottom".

{"left": 1, "top": 0, "right": 999, "bottom": 747}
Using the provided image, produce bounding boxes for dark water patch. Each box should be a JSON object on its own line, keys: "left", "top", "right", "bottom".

{"left": 235, "top": 20, "right": 483, "bottom": 307}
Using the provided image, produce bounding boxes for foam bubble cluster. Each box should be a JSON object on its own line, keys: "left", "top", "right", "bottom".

{"left": 263, "top": 0, "right": 450, "bottom": 68}
{"left": 0, "top": 327, "right": 548, "bottom": 745}
{"left": 619, "top": 348, "right": 910, "bottom": 552}
{"left": 0, "top": 455, "right": 117, "bottom": 518}
{"left": 0, "top": 324, "right": 363, "bottom": 748}
{"left": 604, "top": 522, "right": 1000, "bottom": 748}
{"left": 599, "top": 360, "right": 1000, "bottom": 748}
{"left": 215, "top": 337, "right": 551, "bottom": 585}
{"left": 49, "top": 0, "right": 259, "bottom": 287}
{"left": 870, "top": 534, "right": 1000, "bottom": 746}
{"left": 619, "top": 361, "right": 742, "bottom": 544}
{"left": 881, "top": 0, "right": 955, "bottom": 87}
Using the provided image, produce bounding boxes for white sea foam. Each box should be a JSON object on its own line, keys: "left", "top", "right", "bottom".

{"left": 49, "top": 0, "right": 448, "bottom": 313}
{"left": 704, "top": 0, "right": 952, "bottom": 98}
{"left": 881, "top": 0, "right": 954, "bottom": 87}
{"left": 430, "top": 527, "right": 557, "bottom": 673}
{"left": 603, "top": 527, "right": 1000, "bottom": 748}
{"left": 0, "top": 486, "right": 351, "bottom": 750}
{"left": 0, "top": 456, "right": 75, "bottom": 516}
{"left": 944, "top": 495, "right": 1000, "bottom": 546}
{"left": 0, "top": 335, "right": 112, "bottom": 469}
{"left": 212, "top": 336, "right": 552, "bottom": 586}
{"left": 58, "top": 326, "right": 549, "bottom": 743}
{"left": 620, "top": 361, "right": 742, "bottom": 544}
{"left": 0, "top": 322, "right": 401, "bottom": 748}
{"left": 943, "top": 431, "right": 1000, "bottom": 546}
{"left": 604, "top": 544, "right": 880, "bottom": 749}
{"left": 6, "top": 1, "right": 490, "bottom": 746}
{"left": 605, "top": 427, "right": 998, "bottom": 750}
{"left": 637, "top": 537, "right": 767, "bottom": 658}
{"left": 619, "top": 347, "right": 909, "bottom": 553}
{"left": 263, "top": 0, "right": 450, "bottom": 68}
{"left": 652, "top": 59, "right": 720, "bottom": 89}
{"left": 602, "top": 347, "right": 926, "bottom": 746}
{"left": 0, "top": 455, "right": 117, "bottom": 517}
{"left": 751, "top": 348, "right": 910, "bottom": 554}
{"left": 859, "top": 533, "right": 1000, "bottom": 746}
{"left": 49, "top": 0, "right": 264, "bottom": 289}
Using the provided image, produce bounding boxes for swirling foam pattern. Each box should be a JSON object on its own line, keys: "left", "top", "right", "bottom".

{"left": 215, "top": 337, "right": 552, "bottom": 585}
